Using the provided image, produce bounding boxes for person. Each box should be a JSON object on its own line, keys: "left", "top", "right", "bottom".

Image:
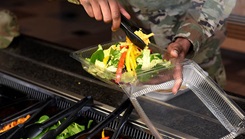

{"left": 68, "top": 0, "right": 236, "bottom": 94}
{"left": 0, "top": 9, "right": 19, "bottom": 49}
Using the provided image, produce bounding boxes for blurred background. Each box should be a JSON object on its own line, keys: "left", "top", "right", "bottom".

{"left": 1, "top": 0, "right": 244, "bottom": 96}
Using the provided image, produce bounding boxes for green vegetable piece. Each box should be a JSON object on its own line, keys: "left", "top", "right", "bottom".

{"left": 87, "top": 120, "right": 93, "bottom": 129}
{"left": 36, "top": 115, "right": 49, "bottom": 123}
{"left": 33, "top": 116, "right": 94, "bottom": 139}
{"left": 90, "top": 45, "right": 104, "bottom": 64}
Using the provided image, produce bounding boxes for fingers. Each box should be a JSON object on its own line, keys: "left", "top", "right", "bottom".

{"left": 170, "top": 49, "right": 179, "bottom": 58}
{"left": 167, "top": 42, "right": 183, "bottom": 58}
{"left": 165, "top": 42, "right": 185, "bottom": 94}
{"left": 108, "top": 0, "right": 121, "bottom": 31}
{"left": 79, "top": 0, "right": 128, "bottom": 31}
{"left": 172, "top": 62, "right": 183, "bottom": 94}
{"left": 80, "top": 0, "right": 94, "bottom": 18}
{"left": 168, "top": 38, "right": 191, "bottom": 58}
{"left": 90, "top": 0, "right": 103, "bottom": 20}
{"left": 119, "top": 4, "right": 131, "bottom": 19}
{"left": 98, "top": 0, "right": 111, "bottom": 22}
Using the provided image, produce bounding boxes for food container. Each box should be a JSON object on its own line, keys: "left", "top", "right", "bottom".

{"left": 70, "top": 41, "right": 177, "bottom": 92}
{"left": 144, "top": 85, "right": 189, "bottom": 101}
{"left": 71, "top": 41, "right": 245, "bottom": 139}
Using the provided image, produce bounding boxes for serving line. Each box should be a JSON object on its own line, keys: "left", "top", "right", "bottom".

{"left": 0, "top": 34, "right": 244, "bottom": 138}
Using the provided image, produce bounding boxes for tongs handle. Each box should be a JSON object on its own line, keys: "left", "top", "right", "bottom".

{"left": 4, "top": 98, "right": 54, "bottom": 139}
{"left": 111, "top": 102, "right": 133, "bottom": 139}
{"left": 41, "top": 96, "right": 93, "bottom": 129}
{"left": 41, "top": 96, "right": 93, "bottom": 139}
{"left": 0, "top": 100, "right": 43, "bottom": 126}
{"left": 85, "top": 99, "right": 131, "bottom": 139}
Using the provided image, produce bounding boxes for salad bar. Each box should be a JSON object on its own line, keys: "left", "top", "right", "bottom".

{"left": 0, "top": 73, "right": 150, "bottom": 139}
{"left": 0, "top": 34, "right": 245, "bottom": 139}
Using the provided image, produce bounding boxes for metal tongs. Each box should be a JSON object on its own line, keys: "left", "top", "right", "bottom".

{"left": 120, "top": 15, "right": 164, "bottom": 54}
{"left": 2, "top": 98, "right": 54, "bottom": 139}
{"left": 72, "top": 98, "right": 133, "bottom": 139}
{"left": 120, "top": 15, "right": 146, "bottom": 49}
{"left": 22, "top": 96, "right": 93, "bottom": 139}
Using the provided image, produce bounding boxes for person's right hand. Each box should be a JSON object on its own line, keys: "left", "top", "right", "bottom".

{"left": 79, "top": 0, "right": 131, "bottom": 31}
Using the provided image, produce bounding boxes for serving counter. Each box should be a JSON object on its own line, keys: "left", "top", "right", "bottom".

{"left": 0, "top": 34, "right": 244, "bottom": 139}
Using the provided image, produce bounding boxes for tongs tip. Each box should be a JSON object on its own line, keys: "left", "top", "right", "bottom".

{"left": 120, "top": 15, "right": 146, "bottom": 49}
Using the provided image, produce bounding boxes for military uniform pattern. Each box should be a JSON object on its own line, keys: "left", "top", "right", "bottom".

{"left": 68, "top": 0, "right": 237, "bottom": 87}
{"left": 0, "top": 9, "right": 19, "bottom": 49}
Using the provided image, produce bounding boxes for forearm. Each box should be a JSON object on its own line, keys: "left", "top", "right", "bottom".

{"left": 174, "top": 0, "right": 236, "bottom": 56}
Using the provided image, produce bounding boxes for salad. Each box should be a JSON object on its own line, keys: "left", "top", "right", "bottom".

{"left": 85, "top": 30, "right": 172, "bottom": 84}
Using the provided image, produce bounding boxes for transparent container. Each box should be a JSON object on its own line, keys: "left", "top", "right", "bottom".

{"left": 70, "top": 41, "right": 175, "bottom": 88}
{"left": 71, "top": 42, "right": 245, "bottom": 139}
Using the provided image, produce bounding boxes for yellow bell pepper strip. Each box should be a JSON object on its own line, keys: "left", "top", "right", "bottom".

{"left": 115, "top": 51, "right": 127, "bottom": 83}
{"left": 103, "top": 56, "right": 110, "bottom": 65}
{"left": 130, "top": 52, "right": 136, "bottom": 71}
{"left": 125, "top": 45, "right": 132, "bottom": 72}
{"left": 101, "top": 130, "right": 110, "bottom": 139}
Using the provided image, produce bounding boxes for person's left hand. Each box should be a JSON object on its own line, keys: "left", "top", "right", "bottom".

{"left": 138, "top": 38, "right": 191, "bottom": 94}
{"left": 165, "top": 37, "right": 191, "bottom": 94}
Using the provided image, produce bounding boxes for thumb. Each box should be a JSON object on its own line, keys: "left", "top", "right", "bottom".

{"left": 170, "top": 49, "right": 179, "bottom": 58}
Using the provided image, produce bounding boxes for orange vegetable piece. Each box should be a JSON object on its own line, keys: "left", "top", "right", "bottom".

{"left": 0, "top": 114, "right": 31, "bottom": 133}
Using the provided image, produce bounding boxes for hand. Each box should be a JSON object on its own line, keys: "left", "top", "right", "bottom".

{"left": 137, "top": 38, "right": 191, "bottom": 94}
{"left": 165, "top": 37, "right": 191, "bottom": 94}
{"left": 79, "top": 0, "right": 130, "bottom": 31}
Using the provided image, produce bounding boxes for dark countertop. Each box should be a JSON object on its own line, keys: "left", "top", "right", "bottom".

{"left": 0, "top": 34, "right": 244, "bottom": 139}
{"left": 0, "top": 35, "right": 126, "bottom": 107}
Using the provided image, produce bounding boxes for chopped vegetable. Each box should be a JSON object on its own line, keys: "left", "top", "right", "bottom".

{"left": 90, "top": 45, "right": 104, "bottom": 64}
{"left": 101, "top": 129, "right": 110, "bottom": 139}
{"left": 86, "top": 30, "right": 172, "bottom": 83}
{"left": 115, "top": 51, "right": 127, "bottom": 83}
{"left": 32, "top": 115, "right": 93, "bottom": 139}
{"left": 0, "top": 114, "right": 30, "bottom": 133}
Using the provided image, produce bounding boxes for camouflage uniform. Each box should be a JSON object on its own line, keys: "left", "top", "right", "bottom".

{"left": 0, "top": 9, "right": 19, "bottom": 49}
{"left": 68, "top": 0, "right": 237, "bottom": 88}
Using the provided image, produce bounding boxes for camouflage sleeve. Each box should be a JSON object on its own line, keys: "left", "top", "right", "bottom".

{"left": 173, "top": 0, "right": 237, "bottom": 54}
{"left": 67, "top": 0, "right": 80, "bottom": 5}
{"left": 0, "top": 10, "right": 19, "bottom": 49}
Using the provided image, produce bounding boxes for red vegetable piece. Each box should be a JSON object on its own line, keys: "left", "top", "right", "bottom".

{"left": 115, "top": 51, "right": 127, "bottom": 83}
